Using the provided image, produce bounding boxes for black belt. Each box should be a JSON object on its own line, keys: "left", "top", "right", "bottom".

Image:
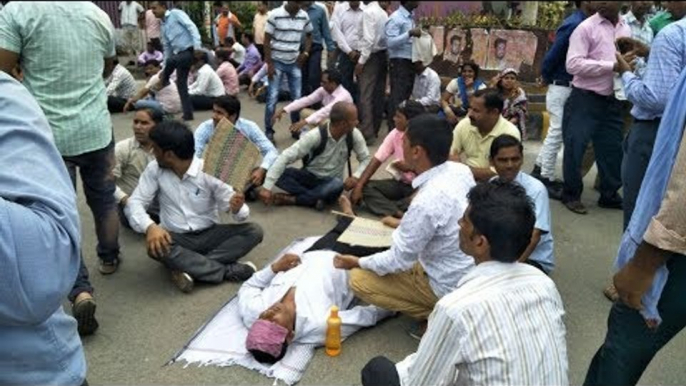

{"left": 551, "top": 80, "right": 570, "bottom": 87}
{"left": 634, "top": 118, "right": 661, "bottom": 123}
{"left": 572, "top": 87, "right": 615, "bottom": 100}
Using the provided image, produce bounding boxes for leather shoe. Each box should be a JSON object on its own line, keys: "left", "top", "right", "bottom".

{"left": 564, "top": 200, "right": 588, "bottom": 215}
{"left": 598, "top": 194, "right": 623, "bottom": 209}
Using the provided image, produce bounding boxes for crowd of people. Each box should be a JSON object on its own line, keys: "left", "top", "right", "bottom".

{"left": 1, "top": 0, "right": 685, "bottom": 385}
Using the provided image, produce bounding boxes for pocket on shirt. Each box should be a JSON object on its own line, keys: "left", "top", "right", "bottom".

{"left": 186, "top": 186, "right": 214, "bottom": 215}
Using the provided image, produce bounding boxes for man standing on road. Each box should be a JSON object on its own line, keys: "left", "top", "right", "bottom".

{"left": 263, "top": 1, "right": 313, "bottom": 142}
{"left": 355, "top": 1, "right": 390, "bottom": 144}
{"left": 0, "top": 1, "right": 123, "bottom": 336}
{"left": 584, "top": 68, "right": 686, "bottom": 386}
{"left": 385, "top": 1, "right": 421, "bottom": 123}
{"left": 119, "top": 1, "right": 145, "bottom": 56}
{"left": 151, "top": 1, "right": 201, "bottom": 121}
{"left": 301, "top": 1, "right": 336, "bottom": 96}
{"left": 532, "top": 1, "right": 595, "bottom": 200}
{"left": 331, "top": 1, "right": 365, "bottom": 102}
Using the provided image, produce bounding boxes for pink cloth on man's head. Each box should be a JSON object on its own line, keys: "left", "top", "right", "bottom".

{"left": 374, "top": 128, "right": 416, "bottom": 184}
{"left": 246, "top": 319, "right": 289, "bottom": 359}
{"left": 566, "top": 12, "right": 631, "bottom": 96}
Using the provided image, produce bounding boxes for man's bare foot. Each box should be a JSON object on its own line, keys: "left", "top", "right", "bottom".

{"left": 338, "top": 195, "right": 355, "bottom": 216}
{"left": 273, "top": 193, "right": 296, "bottom": 206}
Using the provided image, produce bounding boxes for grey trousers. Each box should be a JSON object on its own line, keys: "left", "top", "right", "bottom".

{"left": 362, "top": 179, "right": 414, "bottom": 217}
{"left": 358, "top": 50, "right": 388, "bottom": 140}
{"left": 163, "top": 223, "right": 264, "bottom": 283}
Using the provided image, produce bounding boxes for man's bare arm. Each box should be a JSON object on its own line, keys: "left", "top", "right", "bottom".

{"left": 0, "top": 48, "right": 20, "bottom": 75}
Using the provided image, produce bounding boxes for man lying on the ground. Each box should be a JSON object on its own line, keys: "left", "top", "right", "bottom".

{"left": 105, "top": 59, "right": 138, "bottom": 113}
{"left": 351, "top": 100, "right": 425, "bottom": 218}
{"left": 334, "top": 114, "right": 476, "bottom": 338}
{"left": 490, "top": 134, "right": 555, "bottom": 274}
{"left": 189, "top": 50, "right": 226, "bottom": 111}
{"left": 360, "top": 181, "right": 568, "bottom": 386}
{"left": 259, "top": 102, "right": 370, "bottom": 211}
{"left": 273, "top": 69, "right": 353, "bottom": 135}
{"left": 239, "top": 239, "right": 391, "bottom": 364}
{"left": 127, "top": 120, "right": 263, "bottom": 293}
{"left": 114, "top": 107, "right": 163, "bottom": 228}
{"left": 124, "top": 59, "right": 182, "bottom": 115}
{"left": 193, "top": 95, "right": 278, "bottom": 190}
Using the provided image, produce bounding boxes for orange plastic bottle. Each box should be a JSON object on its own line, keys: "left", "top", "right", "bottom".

{"left": 325, "top": 306, "right": 342, "bottom": 357}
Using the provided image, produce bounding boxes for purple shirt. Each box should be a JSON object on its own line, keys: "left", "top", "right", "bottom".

{"left": 237, "top": 43, "right": 262, "bottom": 76}
{"left": 566, "top": 12, "right": 630, "bottom": 96}
{"left": 283, "top": 85, "right": 353, "bottom": 125}
{"left": 138, "top": 50, "right": 164, "bottom": 65}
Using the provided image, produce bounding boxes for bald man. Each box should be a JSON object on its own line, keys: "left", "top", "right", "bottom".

{"left": 259, "top": 102, "right": 371, "bottom": 211}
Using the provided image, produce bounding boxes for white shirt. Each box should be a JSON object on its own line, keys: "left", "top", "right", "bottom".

{"left": 396, "top": 262, "right": 569, "bottom": 386}
{"left": 412, "top": 67, "right": 441, "bottom": 107}
{"left": 127, "top": 157, "right": 249, "bottom": 234}
{"left": 359, "top": 162, "right": 476, "bottom": 298}
{"left": 238, "top": 251, "right": 391, "bottom": 345}
{"left": 359, "top": 1, "right": 389, "bottom": 65}
{"left": 105, "top": 63, "right": 138, "bottom": 99}
{"left": 119, "top": 1, "right": 144, "bottom": 27}
{"left": 188, "top": 63, "right": 225, "bottom": 97}
{"left": 331, "top": 2, "right": 365, "bottom": 54}
{"left": 231, "top": 42, "right": 246, "bottom": 64}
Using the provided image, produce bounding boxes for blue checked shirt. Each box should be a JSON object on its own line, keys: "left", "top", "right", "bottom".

{"left": 161, "top": 9, "right": 201, "bottom": 62}
{"left": 194, "top": 118, "right": 279, "bottom": 171}
{"left": 621, "top": 18, "right": 686, "bottom": 120}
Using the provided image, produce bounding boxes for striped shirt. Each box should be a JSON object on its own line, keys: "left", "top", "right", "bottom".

{"left": 105, "top": 64, "right": 138, "bottom": 100}
{"left": 265, "top": 6, "right": 313, "bottom": 64}
{"left": 396, "top": 262, "right": 568, "bottom": 386}
{"left": 0, "top": 1, "right": 116, "bottom": 157}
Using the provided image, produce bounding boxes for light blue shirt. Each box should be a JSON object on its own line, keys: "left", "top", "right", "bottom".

{"left": 615, "top": 68, "right": 686, "bottom": 324}
{"left": 194, "top": 118, "right": 279, "bottom": 170}
{"left": 514, "top": 172, "right": 555, "bottom": 273}
{"left": 385, "top": 5, "right": 414, "bottom": 60}
{"left": 0, "top": 73, "right": 85, "bottom": 385}
{"left": 621, "top": 18, "right": 686, "bottom": 120}
{"left": 161, "top": 9, "right": 201, "bottom": 61}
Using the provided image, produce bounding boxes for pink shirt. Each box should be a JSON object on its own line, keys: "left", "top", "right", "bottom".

{"left": 147, "top": 72, "right": 181, "bottom": 113}
{"left": 566, "top": 12, "right": 631, "bottom": 96}
{"left": 216, "top": 62, "right": 239, "bottom": 96}
{"left": 283, "top": 85, "right": 353, "bottom": 125}
{"left": 374, "top": 129, "right": 416, "bottom": 184}
{"left": 145, "top": 9, "right": 161, "bottom": 39}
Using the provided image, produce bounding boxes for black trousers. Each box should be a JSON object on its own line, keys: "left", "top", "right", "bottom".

{"left": 561, "top": 88, "right": 624, "bottom": 203}
{"left": 190, "top": 94, "right": 217, "bottom": 111}
{"left": 335, "top": 49, "right": 358, "bottom": 102}
{"left": 621, "top": 119, "right": 660, "bottom": 229}
{"left": 387, "top": 58, "right": 414, "bottom": 124}
{"left": 107, "top": 96, "right": 127, "bottom": 113}
{"left": 301, "top": 43, "right": 323, "bottom": 96}
{"left": 361, "top": 356, "right": 401, "bottom": 386}
{"left": 162, "top": 48, "right": 194, "bottom": 120}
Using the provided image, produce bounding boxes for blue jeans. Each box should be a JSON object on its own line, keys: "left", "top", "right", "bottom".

{"left": 275, "top": 167, "right": 344, "bottom": 207}
{"left": 264, "top": 60, "right": 302, "bottom": 135}
{"left": 134, "top": 98, "right": 165, "bottom": 115}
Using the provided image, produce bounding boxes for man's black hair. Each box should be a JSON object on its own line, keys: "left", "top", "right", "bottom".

{"left": 322, "top": 69, "right": 343, "bottom": 86}
{"left": 472, "top": 88, "right": 504, "bottom": 112}
{"left": 406, "top": 114, "right": 452, "bottom": 166}
{"left": 214, "top": 95, "right": 241, "bottom": 119}
{"left": 397, "top": 100, "right": 426, "bottom": 121}
{"left": 215, "top": 48, "right": 232, "bottom": 62}
{"left": 243, "top": 32, "right": 254, "bottom": 43}
{"left": 495, "top": 37, "right": 507, "bottom": 47}
{"left": 193, "top": 50, "right": 209, "bottom": 65}
{"left": 149, "top": 120, "right": 195, "bottom": 160}
{"left": 450, "top": 34, "right": 462, "bottom": 43}
{"left": 249, "top": 342, "right": 289, "bottom": 365}
{"left": 225, "top": 36, "right": 236, "bottom": 46}
{"left": 489, "top": 134, "right": 523, "bottom": 160}
{"left": 145, "top": 59, "right": 161, "bottom": 68}
{"left": 574, "top": 1, "right": 582, "bottom": 9}
{"left": 466, "top": 181, "right": 535, "bottom": 263}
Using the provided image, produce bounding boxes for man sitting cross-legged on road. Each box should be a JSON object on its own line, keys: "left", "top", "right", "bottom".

{"left": 334, "top": 114, "right": 476, "bottom": 338}
{"left": 490, "top": 134, "right": 555, "bottom": 274}
{"left": 449, "top": 88, "right": 520, "bottom": 181}
{"left": 360, "top": 181, "right": 568, "bottom": 386}
{"left": 114, "top": 107, "right": 164, "bottom": 228}
{"left": 127, "top": 121, "right": 263, "bottom": 293}
{"left": 193, "top": 95, "right": 279, "bottom": 191}
{"left": 259, "top": 102, "right": 371, "bottom": 211}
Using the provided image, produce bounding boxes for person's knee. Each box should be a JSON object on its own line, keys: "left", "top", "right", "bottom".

{"left": 349, "top": 268, "right": 371, "bottom": 297}
{"left": 361, "top": 356, "right": 400, "bottom": 386}
{"left": 245, "top": 223, "right": 265, "bottom": 244}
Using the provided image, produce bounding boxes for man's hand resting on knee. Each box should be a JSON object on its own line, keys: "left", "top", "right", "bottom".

{"left": 146, "top": 224, "right": 172, "bottom": 259}
{"left": 334, "top": 254, "right": 360, "bottom": 270}
{"left": 272, "top": 253, "right": 302, "bottom": 273}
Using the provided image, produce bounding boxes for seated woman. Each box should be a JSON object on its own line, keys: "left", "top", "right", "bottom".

{"left": 238, "top": 216, "right": 391, "bottom": 364}
{"left": 493, "top": 68, "right": 528, "bottom": 136}
{"left": 350, "top": 100, "right": 426, "bottom": 218}
{"left": 441, "top": 62, "right": 486, "bottom": 125}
